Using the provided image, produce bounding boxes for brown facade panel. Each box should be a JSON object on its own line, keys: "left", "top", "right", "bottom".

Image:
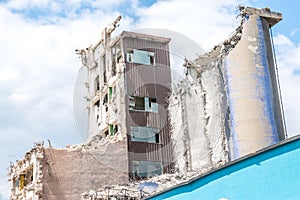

{"left": 122, "top": 32, "right": 174, "bottom": 178}
{"left": 128, "top": 142, "right": 163, "bottom": 161}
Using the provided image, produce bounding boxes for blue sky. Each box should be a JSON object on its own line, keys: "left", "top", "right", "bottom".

{"left": 0, "top": 0, "right": 300, "bottom": 199}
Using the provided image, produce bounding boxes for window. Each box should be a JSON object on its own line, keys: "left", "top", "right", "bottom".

{"left": 94, "top": 75, "right": 100, "bottom": 93}
{"left": 135, "top": 97, "right": 145, "bottom": 110}
{"left": 25, "top": 168, "right": 33, "bottom": 186}
{"left": 126, "top": 49, "right": 155, "bottom": 65}
{"left": 109, "top": 87, "right": 113, "bottom": 99}
{"left": 109, "top": 124, "right": 114, "bottom": 136}
{"left": 102, "top": 55, "right": 107, "bottom": 83}
{"left": 155, "top": 133, "right": 160, "bottom": 143}
{"left": 109, "top": 124, "right": 118, "bottom": 136}
{"left": 146, "top": 97, "right": 158, "bottom": 113}
{"left": 131, "top": 126, "right": 160, "bottom": 143}
{"left": 126, "top": 49, "right": 133, "bottom": 62}
{"left": 132, "top": 160, "right": 162, "bottom": 178}
{"left": 103, "top": 94, "right": 108, "bottom": 105}
{"left": 117, "top": 55, "right": 122, "bottom": 64}
{"left": 112, "top": 60, "right": 116, "bottom": 76}
{"left": 103, "top": 94, "right": 108, "bottom": 112}
{"left": 94, "top": 100, "right": 100, "bottom": 120}
{"left": 129, "top": 96, "right": 158, "bottom": 113}
{"left": 103, "top": 70, "right": 107, "bottom": 83}
{"left": 104, "top": 130, "right": 109, "bottom": 137}
{"left": 19, "top": 175, "right": 25, "bottom": 190}
{"left": 95, "top": 99, "right": 100, "bottom": 107}
{"left": 149, "top": 54, "right": 155, "bottom": 65}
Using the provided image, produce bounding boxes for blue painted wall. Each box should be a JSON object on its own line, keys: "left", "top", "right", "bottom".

{"left": 148, "top": 135, "right": 300, "bottom": 200}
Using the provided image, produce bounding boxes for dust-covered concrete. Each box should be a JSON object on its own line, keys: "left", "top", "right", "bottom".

{"left": 42, "top": 141, "right": 128, "bottom": 199}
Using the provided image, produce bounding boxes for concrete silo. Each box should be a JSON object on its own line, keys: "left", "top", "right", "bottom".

{"left": 224, "top": 7, "right": 286, "bottom": 159}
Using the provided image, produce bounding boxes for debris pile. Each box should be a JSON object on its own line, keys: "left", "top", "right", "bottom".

{"left": 81, "top": 160, "right": 226, "bottom": 200}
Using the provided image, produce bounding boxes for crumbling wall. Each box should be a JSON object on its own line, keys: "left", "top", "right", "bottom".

{"left": 42, "top": 141, "right": 128, "bottom": 200}
{"left": 169, "top": 7, "right": 285, "bottom": 171}
{"left": 169, "top": 54, "right": 230, "bottom": 172}
{"left": 8, "top": 144, "right": 44, "bottom": 200}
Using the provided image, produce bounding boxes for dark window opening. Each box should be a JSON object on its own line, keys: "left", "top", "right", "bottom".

{"left": 95, "top": 100, "right": 100, "bottom": 107}
{"left": 149, "top": 98, "right": 157, "bottom": 108}
{"left": 117, "top": 55, "right": 122, "bottom": 63}
{"left": 102, "top": 54, "right": 107, "bottom": 83}
{"left": 150, "top": 55, "right": 155, "bottom": 65}
{"left": 129, "top": 96, "right": 158, "bottom": 112}
{"left": 126, "top": 49, "right": 134, "bottom": 62}
{"left": 112, "top": 60, "right": 116, "bottom": 76}
{"left": 114, "top": 125, "right": 118, "bottom": 133}
{"left": 104, "top": 130, "right": 109, "bottom": 137}
{"left": 103, "top": 94, "right": 108, "bottom": 105}
{"left": 95, "top": 75, "right": 100, "bottom": 92}
{"left": 103, "top": 70, "right": 107, "bottom": 83}
{"left": 155, "top": 133, "right": 160, "bottom": 143}
{"left": 135, "top": 97, "right": 145, "bottom": 110}
{"left": 25, "top": 168, "right": 33, "bottom": 186}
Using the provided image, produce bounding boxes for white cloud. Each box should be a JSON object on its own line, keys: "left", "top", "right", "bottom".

{"left": 134, "top": 0, "right": 246, "bottom": 50}
{"left": 274, "top": 34, "right": 300, "bottom": 136}
{"left": 0, "top": 68, "right": 19, "bottom": 81}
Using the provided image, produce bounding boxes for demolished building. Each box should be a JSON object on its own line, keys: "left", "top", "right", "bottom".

{"left": 9, "top": 16, "right": 175, "bottom": 200}
{"left": 8, "top": 142, "right": 128, "bottom": 199}
{"left": 80, "top": 6, "right": 287, "bottom": 199}
{"left": 169, "top": 6, "right": 286, "bottom": 172}
{"left": 8, "top": 6, "right": 287, "bottom": 200}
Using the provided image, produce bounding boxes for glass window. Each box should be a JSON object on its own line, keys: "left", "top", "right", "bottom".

{"left": 132, "top": 160, "right": 162, "bottom": 178}
{"left": 109, "top": 87, "right": 113, "bottom": 99}
{"left": 129, "top": 96, "right": 158, "bottom": 113}
{"left": 109, "top": 124, "right": 118, "bottom": 136}
{"left": 126, "top": 49, "right": 155, "bottom": 65}
{"left": 135, "top": 97, "right": 145, "bottom": 110}
{"left": 145, "top": 97, "right": 158, "bottom": 113}
{"left": 131, "top": 126, "right": 160, "bottom": 143}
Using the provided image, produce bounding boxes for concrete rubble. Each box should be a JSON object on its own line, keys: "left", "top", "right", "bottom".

{"left": 81, "top": 160, "right": 226, "bottom": 200}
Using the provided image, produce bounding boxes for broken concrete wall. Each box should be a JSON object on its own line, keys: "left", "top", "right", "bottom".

{"left": 169, "top": 57, "right": 229, "bottom": 172}
{"left": 169, "top": 7, "right": 285, "bottom": 171}
{"left": 8, "top": 144, "right": 44, "bottom": 200}
{"left": 42, "top": 141, "right": 128, "bottom": 199}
